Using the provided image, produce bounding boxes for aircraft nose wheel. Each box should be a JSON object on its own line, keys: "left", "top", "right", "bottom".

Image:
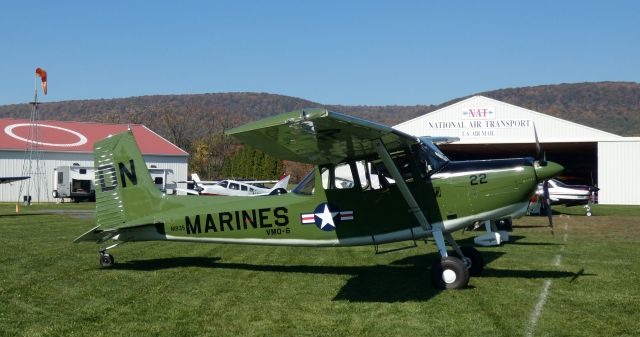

{"left": 431, "top": 256, "right": 469, "bottom": 289}
{"left": 99, "top": 251, "right": 115, "bottom": 267}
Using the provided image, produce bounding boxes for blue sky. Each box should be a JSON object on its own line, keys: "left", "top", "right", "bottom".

{"left": 1, "top": 1, "right": 639, "bottom": 106}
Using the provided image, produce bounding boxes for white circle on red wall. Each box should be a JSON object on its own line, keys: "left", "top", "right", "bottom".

{"left": 4, "top": 123, "right": 88, "bottom": 147}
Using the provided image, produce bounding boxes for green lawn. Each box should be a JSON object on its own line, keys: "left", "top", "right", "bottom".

{"left": 1, "top": 203, "right": 639, "bottom": 337}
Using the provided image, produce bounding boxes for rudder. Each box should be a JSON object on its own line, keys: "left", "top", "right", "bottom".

{"left": 94, "top": 131, "right": 163, "bottom": 229}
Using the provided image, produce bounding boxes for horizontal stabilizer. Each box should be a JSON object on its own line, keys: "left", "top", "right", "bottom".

{"left": 73, "top": 226, "right": 115, "bottom": 243}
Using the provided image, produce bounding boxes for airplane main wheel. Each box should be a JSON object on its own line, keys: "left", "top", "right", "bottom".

{"left": 99, "top": 252, "right": 114, "bottom": 267}
{"left": 460, "top": 246, "right": 484, "bottom": 276}
{"left": 431, "top": 256, "right": 469, "bottom": 289}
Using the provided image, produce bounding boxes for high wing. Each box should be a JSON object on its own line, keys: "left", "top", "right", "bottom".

{"left": 225, "top": 108, "right": 419, "bottom": 165}
{"left": 0, "top": 176, "right": 29, "bottom": 184}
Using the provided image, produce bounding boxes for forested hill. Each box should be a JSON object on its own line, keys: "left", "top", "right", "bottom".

{"left": 0, "top": 82, "right": 638, "bottom": 138}
{"left": 1, "top": 82, "right": 639, "bottom": 179}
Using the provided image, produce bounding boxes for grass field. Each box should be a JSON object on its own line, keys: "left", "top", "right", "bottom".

{"left": 1, "top": 203, "right": 639, "bottom": 337}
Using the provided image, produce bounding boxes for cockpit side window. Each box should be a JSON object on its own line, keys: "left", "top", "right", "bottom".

{"left": 321, "top": 163, "right": 356, "bottom": 190}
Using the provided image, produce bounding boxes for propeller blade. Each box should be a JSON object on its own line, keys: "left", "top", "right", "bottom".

{"left": 533, "top": 123, "right": 548, "bottom": 166}
{"left": 543, "top": 180, "right": 554, "bottom": 235}
{"left": 533, "top": 123, "right": 542, "bottom": 160}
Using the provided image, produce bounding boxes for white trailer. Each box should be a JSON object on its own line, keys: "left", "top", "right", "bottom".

{"left": 52, "top": 165, "right": 95, "bottom": 201}
{"left": 52, "top": 165, "right": 177, "bottom": 202}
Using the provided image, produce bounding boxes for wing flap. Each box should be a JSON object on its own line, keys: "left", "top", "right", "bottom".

{"left": 226, "top": 109, "right": 418, "bottom": 165}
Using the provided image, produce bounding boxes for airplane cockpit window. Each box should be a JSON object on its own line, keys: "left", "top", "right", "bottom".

{"left": 217, "top": 181, "right": 229, "bottom": 188}
{"left": 321, "top": 163, "right": 356, "bottom": 190}
{"left": 241, "top": 184, "right": 248, "bottom": 191}
{"left": 229, "top": 182, "right": 240, "bottom": 190}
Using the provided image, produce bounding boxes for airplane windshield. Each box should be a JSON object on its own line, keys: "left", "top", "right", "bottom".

{"left": 292, "top": 169, "right": 316, "bottom": 195}
{"left": 418, "top": 140, "right": 449, "bottom": 174}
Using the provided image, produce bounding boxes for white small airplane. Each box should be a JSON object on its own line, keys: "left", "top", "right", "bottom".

{"left": 535, "top": 178, "right": 599, "bottom": 216}
{"left": 184, "top": 173, "right": 290, "bottom": 196}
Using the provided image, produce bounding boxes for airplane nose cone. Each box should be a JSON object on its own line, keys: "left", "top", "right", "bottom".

{"left": 535, "top": 161, "right": 564, "bottom": 182}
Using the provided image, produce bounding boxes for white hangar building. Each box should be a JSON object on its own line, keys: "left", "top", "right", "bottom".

{"left": 0, "top": 118, "right": 189, "bottom": 203}
{"left": 394, "top": 95, "right": 640, "bottom": 205}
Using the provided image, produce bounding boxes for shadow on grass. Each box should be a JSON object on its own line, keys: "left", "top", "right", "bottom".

{"left": 0, "top": 213, "right": 52, "bottom": 218}
{"left": 481, "top": 268, "right": 594, "bottom": 279}
{"left": 111, "top": 256, "right": 222, "bottom": 271}
{"left": 112, "top": 254, "right": 443, "bottom": 302}
{"left": 106, "top": 250, "right": 588, "bottom": 302}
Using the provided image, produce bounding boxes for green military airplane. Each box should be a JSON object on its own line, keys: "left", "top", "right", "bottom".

{"left": 75, "top": 108, "right": 562, "bottom": 289}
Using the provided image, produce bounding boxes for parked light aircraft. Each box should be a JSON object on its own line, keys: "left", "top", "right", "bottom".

{"left": 185, "top": 173, "right": 290, "bottom": 196}
{"left": 74, "top": 109, "right": 562, "bottom": 289}
{"left": 535, "top": 178, "right": 599, "bottom": 216}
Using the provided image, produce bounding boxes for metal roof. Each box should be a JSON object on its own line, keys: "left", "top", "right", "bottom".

{"left": 0, "top": 118, "right": 188, "bottom": 156}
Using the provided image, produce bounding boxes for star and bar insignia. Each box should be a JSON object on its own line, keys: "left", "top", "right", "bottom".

{"left": 300, "top": 203, "right": 354, "bottom": 231}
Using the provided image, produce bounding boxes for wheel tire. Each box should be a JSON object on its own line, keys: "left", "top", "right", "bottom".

{"left": 460, "top": 246, "right": 484, "bottom": 276}
{"left": 99, "top": 252, "right": 114, "bottom": 267}
{"left": 431, "top": 256, "right": 469, "bottom": 289}
{"left": 586, "top": 211, "right": 592, "bottom": 216}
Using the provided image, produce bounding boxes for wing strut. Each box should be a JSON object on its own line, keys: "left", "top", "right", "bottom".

{"left": 374, "top": 139, "right": 452, "bottom": 257}
{"left": 373, "top": 139, "right": 431, "bottom": 231}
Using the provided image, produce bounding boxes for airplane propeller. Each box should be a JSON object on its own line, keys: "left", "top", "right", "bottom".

{"left": 533, "top": 123, "right": 547, "bottom": 166}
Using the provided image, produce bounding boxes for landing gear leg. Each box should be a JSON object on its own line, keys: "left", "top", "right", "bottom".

{"left": 430, "top": 229, "right": 469, "bottom": 289}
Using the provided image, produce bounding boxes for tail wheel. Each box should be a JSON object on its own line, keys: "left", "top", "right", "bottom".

{"left": 99, "top": 252, "right": 114, "bottom": 267}
{"left": 460, "top": 246, "right": 484, "bottom": 276}
{"left": 431, "top": 256, "right": 469, "bottom": 289}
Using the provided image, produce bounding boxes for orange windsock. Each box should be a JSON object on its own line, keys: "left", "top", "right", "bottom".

{"left": 36, "top": 68, "right": 47, "bottom": 95}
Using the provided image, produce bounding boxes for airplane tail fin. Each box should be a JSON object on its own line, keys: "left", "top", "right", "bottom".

{"left": 94, "top": 131, "right": 163, "bottom": 229}
{"left": 191, "top": 173, "right": 201, "bottom": 183}
{"left": 269, "top": 175, "right": 290, "bottom": 193}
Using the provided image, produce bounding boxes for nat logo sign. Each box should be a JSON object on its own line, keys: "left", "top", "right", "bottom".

{"left": 97, "top": 159, "right": 138, "bottom": 192}
{"left": 462, "top": 107, "right": 495, "bottom": 120}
